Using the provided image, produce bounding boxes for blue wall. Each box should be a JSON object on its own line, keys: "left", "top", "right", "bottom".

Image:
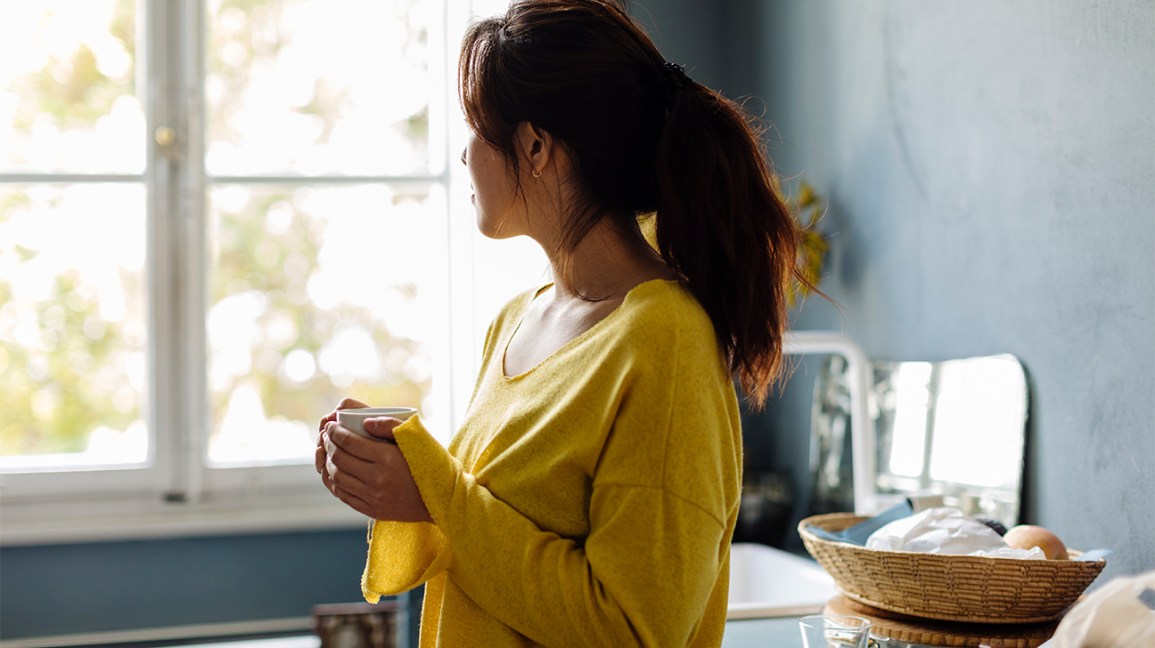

{"left": 0, "top": 528, "right": 371, "bottom": 640}
{"left": 642, "top": 0, "right": 1155, "bottom": 582}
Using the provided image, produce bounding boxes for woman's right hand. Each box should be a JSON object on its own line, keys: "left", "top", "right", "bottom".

{"left": 316, "top": 397, "right": 370, "bottom": 490}
{"left": 315, "top": 397, "right": 431, "bottom": 523}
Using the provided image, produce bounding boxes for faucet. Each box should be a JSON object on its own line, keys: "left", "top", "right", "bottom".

{"left": 783, "top": 332, "right": 878, "bottom": 515}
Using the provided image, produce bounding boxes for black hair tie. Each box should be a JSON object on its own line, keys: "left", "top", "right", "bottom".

{"left": 662, "top": 62, "right": 691, "bottom": 104}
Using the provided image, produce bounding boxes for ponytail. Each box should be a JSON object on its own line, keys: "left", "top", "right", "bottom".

{"left": 459, "top": 0, "right": 807, "bottom": 410}
{"left": 654, "top": 81, "right": 802, "bottom": 410}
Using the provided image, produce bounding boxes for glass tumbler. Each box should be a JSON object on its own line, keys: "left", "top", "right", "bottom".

{"left": 798, "top": 614, "right": 873, "bottom": 648}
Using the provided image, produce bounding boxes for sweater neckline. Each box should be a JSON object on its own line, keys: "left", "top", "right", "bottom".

{"left": 500, "top": 278, "right": 681, "bottom": 381}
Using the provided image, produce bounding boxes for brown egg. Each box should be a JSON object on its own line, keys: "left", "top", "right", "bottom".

{"left": 1004, "top": 524, "right": 1069, "bottom": 559}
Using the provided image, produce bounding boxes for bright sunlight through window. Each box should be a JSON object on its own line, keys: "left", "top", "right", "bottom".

{"left": 1, "top": 0, "right": 545, "bottom": 535}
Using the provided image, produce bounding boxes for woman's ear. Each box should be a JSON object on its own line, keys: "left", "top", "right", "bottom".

{"left": 515, "top": 121, "right": 554, "bottom": 177}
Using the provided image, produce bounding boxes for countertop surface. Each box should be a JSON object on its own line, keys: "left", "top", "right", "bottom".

{"left": 186, "top": 616, "right": 960, "bottom": 648}
{"left": 189, "top": 619, "right": 950, "bottom": 648}
{"left": 187, "top": 620, "right": 808, "bottom": 648}
{"left": 722, "top": 616, "right": 804, "bottom": 647}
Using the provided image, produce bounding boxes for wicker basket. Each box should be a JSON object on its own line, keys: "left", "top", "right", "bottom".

{"left": 799, "top": 513, "right": 1106, "bottom": 624}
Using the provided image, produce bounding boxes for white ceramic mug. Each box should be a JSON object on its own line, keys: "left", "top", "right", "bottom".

{"left": 336, "top": 407, "right": 417, "bottom": 440}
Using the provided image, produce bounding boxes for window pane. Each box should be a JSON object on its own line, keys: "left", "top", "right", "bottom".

{"left": 207, "top": 184, "right": 442, "bottom": 465}
{"left": 0, "top": 185, "right": 149, "bottom": 470}
{"left": 0, "top": 1, "right": 144, "bottom": 174}
{"left": 470, "top": 0, "right": 512, "bottom": 17}
{"left": 205, "top": 0, "right": 434, "bottom": 177}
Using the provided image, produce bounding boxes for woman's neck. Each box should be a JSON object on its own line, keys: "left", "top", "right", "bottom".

{"left": 544, "top": 216, "right": 678, "bottom": 303}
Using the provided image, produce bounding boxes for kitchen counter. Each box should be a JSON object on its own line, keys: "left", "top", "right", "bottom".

{"left": 187, "top": 617, "right": 947, "bottom": 648}
{"left": 723, "top": 616, "right": 1057, "bottom": 648}
{"left": 723, "top": 616, "right": 804, "bottom": 647}
{"left": 186, "top": 620, "right": 807, "bottom": 648}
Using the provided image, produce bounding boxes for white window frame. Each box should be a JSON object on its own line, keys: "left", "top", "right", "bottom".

{"left": 0, "top": 0, "right": 536, "bottom": 546}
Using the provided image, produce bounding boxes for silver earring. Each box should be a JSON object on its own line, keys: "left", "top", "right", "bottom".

{"left": 532, "top": 168, "right": 541, "bottom": 178}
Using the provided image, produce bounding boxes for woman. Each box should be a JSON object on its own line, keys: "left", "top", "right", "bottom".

{"left": 316, "top": 1, "right": 803, "bottom": 645}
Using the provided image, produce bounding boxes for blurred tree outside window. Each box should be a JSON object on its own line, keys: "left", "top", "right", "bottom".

{"left": 1, "top": 1, "right": 148, "bottom": 470}
{"left": 201, "top": 0, "right": 441, "bottom": 466}
{"left": 0, "top": 0, "right": 538, "bottom": 508}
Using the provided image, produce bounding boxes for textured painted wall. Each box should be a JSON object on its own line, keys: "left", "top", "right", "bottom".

{"left": 643, "top": 0, "right": 1155, "bottom": 583}
{"left": 0, "top": 529, "right": 374, "bottom": 640}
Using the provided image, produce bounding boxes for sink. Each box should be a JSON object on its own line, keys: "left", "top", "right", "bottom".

{"left": 727, "top": 542, "right": 838, "bottom": 619}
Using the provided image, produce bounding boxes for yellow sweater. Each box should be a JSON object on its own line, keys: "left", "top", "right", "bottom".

{"left": 362, "top": 279, "right": 743, "bottom": 647}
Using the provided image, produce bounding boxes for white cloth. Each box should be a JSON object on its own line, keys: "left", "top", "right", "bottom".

{"left": 1042, "top": 569, "right": 1155, "bottom": 648}
{"left": 865, "top": 506, "right": 1043, "bottom": 558}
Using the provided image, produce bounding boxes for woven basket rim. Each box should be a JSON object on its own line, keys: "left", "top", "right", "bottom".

{"left": 797, "top": 511, "right": 1106, "bottom": 624}
{"left": 798, "top": 512, "right": 1106, "bottom": 564}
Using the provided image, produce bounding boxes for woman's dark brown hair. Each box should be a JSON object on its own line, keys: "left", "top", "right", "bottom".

{"left": 459, "top": 0, "right": 804, "bottom": 410}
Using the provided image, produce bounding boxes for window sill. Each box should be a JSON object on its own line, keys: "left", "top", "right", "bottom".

{"left": 0, "top": 488, "right": 368, "bottom": 547}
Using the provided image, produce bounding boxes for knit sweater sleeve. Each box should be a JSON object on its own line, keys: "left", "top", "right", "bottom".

{"left": 386, "top": 322, "right": 741, "bottom": 646}
{"left": 359, "top": 288, "right": 538, "bottom": 602}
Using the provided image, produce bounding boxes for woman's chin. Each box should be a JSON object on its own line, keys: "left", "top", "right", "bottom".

{"left": 475, "top": 217, "right": 506, "bottom": 240}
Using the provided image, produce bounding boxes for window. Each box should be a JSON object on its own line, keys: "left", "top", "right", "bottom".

{"left": 0, "top": 0, "right": 544, "bottom": 543}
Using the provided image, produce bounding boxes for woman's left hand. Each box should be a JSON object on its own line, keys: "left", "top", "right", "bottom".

{"left": 318, "top": 417, "right": 432, "bottom": 523}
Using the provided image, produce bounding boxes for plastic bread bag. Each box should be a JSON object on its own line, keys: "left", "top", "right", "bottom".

{"left": 1041, "top": 569, "right": 1155, "bottom": 648}
{"left": 865, "top": 506, "right": 1043, "bottom": 557}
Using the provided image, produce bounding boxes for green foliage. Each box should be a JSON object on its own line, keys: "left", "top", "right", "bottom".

{"left": 209, "top": 188, "right": 430, "bottom": 448}
{"left": 3, "top": 0, "right": 435, "bottom": 462}
{"left": 0, "top": 218, "right": 142, "bottom": 457}
{"left": 14, "top": 0, "right": 135, "bottom": 132}
{"left": 789, "top": 181, "right": 830, "bottom": 305}
{"left": 771, "top": 177, "right": 830, "bottom": 307}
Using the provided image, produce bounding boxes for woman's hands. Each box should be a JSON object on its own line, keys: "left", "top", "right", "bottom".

{"left": 316, "top": 398, "right": 432, "bottom": 523}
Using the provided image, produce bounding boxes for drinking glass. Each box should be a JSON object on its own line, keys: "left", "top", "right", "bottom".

{"left": 798, "top": 614, "right": 873, "bottom": 648}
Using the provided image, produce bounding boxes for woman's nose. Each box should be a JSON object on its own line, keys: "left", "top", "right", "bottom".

{"left": 460, "top": 148, "right": 467, "bottom": 166}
